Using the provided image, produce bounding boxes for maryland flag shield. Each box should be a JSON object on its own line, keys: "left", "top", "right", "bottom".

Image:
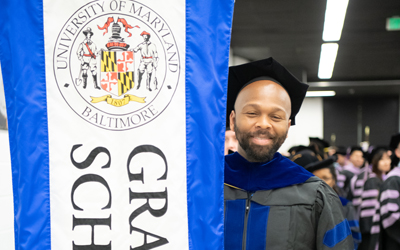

{"left": 101, "top": 51, "right": 135, "bottom": 96}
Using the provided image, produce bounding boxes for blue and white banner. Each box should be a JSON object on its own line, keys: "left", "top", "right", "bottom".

{"left": 0, "top": 0, "right": 234, "bottom": 249}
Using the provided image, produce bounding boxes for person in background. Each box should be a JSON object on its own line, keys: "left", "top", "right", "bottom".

{"left": 389, "top": 133, "right": 400, "bottom": 169}
{"left": 225, "top": 128, "right": 238, "bottom": 155}
{"left": 335, "top": 146, "right": 349, "bottom": 195}
{"left": 335, "top": 146, "right": 348, "bottom": 171}
{"left": 348, "top": 147, "right": 388, "bottom": 216}
{"left": 288, "top": 145, "right": 309, "bottom": 157}
{"left": 345, "top": 146, "right": 366, "bottom": 175}
{"left": 357, "top": 148, "right": 391, "bottom": 250}
{"left": 304, "top": 156, "right": 362, "bottom": 250}
{"left": 328, "top": 146, "right": 338, "bottom": 157}
{"left": 224, "top": 57, "right": 353, "bottom": 249}
{"left": 290, "top": 147, "right": 319, "bottom": 168}
{"left": 309, "top": 137, "right": 330, "bottom": 160}
{"left": 341, "top": 146, "right": 366, "bottom": 199}
{"left": 369, "top": 134, "right": 400, "bottom": 250}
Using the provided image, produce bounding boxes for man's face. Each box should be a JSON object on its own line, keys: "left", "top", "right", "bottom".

{"left": 349, "top": 150, "right": 364, "bottom": 168}
{"left": 225, "top": 130, "right": 238, "bottom": 155}
{"left": 230, "top": 80, "right": 291, "bottom": 162}
{"left": 313, "top": 168, "right": 335, "bottom": 188}
{"left": 336, "top": 154, "right": 346, "bottom": 166}
{"left": 328, "top": 148, "right": 336, "bottom": 157}
{"left": 143, "top": 35, "right": 150, "bottom": 41}
{"left": 378, "top": 151, "right": 391, "bottom": 173}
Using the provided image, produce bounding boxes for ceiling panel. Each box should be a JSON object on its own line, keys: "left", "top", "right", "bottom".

{"left": 230, "top": 0, "right": 400, "bottom": 96}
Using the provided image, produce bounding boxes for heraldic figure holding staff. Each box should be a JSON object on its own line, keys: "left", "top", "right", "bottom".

{"left": 133, "top": 31, "right": 159, "bottom": 91}
{"left": 76, "top": 27, "right": 101, "bottom": 90}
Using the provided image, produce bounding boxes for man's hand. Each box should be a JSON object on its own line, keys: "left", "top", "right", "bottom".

{"left": 133, "top": 43, "right": 145, "bottom": 53}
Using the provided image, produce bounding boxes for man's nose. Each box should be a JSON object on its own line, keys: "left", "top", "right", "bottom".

{"left": 256, "top": 115, "right": 272, "bottom": 129}
{"left": 227, "top": 141, "right": 237, "bottom": 149}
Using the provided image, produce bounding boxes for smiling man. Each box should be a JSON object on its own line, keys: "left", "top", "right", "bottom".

{"left": 232, "top": 79, "right": 290, "bottom": 162}
{"left": 224, "top": 58, "right": 354, "bottom": 250}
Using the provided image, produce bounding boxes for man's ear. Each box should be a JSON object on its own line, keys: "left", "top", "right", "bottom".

{"left": 229, "top": 110, "right": 236, "bottom": 131}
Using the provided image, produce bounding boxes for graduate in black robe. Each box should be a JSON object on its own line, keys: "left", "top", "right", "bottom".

{"left": 224, "top": 58, "right": 353, "bottom": 249}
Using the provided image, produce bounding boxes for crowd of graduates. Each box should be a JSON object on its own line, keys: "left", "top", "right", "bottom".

{"left": 287, "top": 135, "right": 400, "bottom": 250}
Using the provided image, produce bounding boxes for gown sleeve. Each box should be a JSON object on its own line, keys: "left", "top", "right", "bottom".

{"left": 344, "top": 200, "right": 362, "bottom": 249}
{"left": 314, "top": 182, "right": 354, "bottom": 250}
{"left": 359, "top": 177, "right": 381, "bottom": 234}
{"left": 380, "top": 176, "right": 400, "bottom": 245}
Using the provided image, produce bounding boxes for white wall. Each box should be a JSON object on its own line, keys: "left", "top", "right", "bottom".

{"left": 0, "top": 64, "right": 6, "bottom": 119}
{"left": 279, "top": 97, "right": 324, "bottom": 154}
{"left": 229, "top": 51, "right": 250, "bottom": 66}
{"left": 0, "top": 62, "right": 15, "bottom": 250}
{"left": 0, "top": 130, "right": 15, "bottom": 250}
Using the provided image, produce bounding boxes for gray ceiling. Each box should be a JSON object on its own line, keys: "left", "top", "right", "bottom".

{"left": 230, "top": 0, "right": 400, "bottom": 97}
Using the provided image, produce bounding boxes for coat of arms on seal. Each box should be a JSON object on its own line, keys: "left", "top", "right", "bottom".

{"left": 53, "top": 1, "right": 180, "bottom": 131}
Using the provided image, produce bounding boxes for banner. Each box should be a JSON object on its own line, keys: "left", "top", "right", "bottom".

{"left": 0, "top": 0, "right": 234, "bottom": 249}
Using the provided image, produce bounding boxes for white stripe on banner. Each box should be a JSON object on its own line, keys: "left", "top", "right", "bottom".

{"left": 0, "top": 0, "right": 234, "bottom": 249}
{"left": 46, "top": 1, "right": 188, "bottom": 248}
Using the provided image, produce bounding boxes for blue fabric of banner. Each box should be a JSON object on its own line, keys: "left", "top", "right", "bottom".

{"left": 0, "top": 1, "right": 50, "bottom": 250}
{"left": 185, "top": 0, "right": 234, "bottom": 249}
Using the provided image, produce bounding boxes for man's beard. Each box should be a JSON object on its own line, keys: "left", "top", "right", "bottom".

{"left": 234, "top": 121, "right": 287, "bottom": 162}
